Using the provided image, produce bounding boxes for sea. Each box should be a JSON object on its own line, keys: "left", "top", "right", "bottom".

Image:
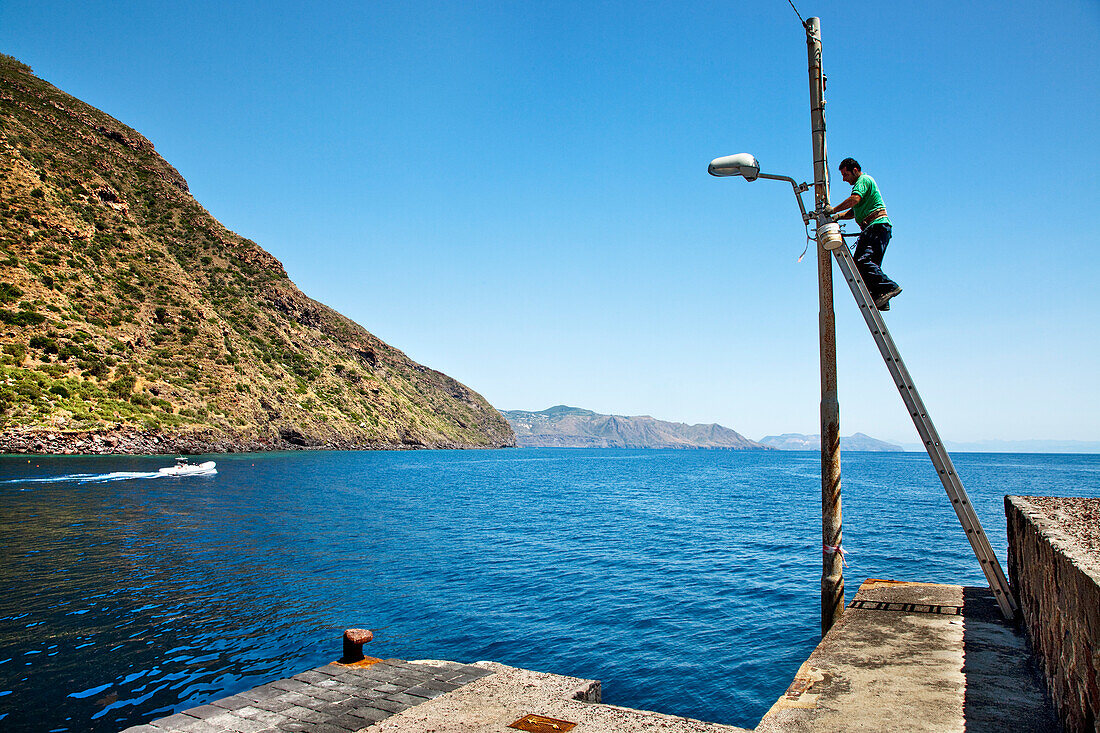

{"left": 1, "top": 448, "right": 1098, "bottom": 732}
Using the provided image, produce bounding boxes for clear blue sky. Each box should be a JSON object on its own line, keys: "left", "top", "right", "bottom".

{"left": 2, "top": 1, "right": 1098, "bottom": 443}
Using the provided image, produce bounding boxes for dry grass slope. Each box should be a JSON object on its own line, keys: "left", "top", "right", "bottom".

{"left": 0, "top": 54, "right": 514, "bottom": 453}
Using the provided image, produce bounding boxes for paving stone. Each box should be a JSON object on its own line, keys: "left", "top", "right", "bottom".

{"left": 389, "top": 675, "right": 428, "bottom": 689}
{"left": 304, "top": 687, "right": 345, "bottom": 702}
{"left": 309, "top": 700, "right": 351, "bottom": 718}
{"left": 275, "top": 722, "right": 309, "bottom": 733}
{"left": 211, "top": 695, "right": 254, "bottom": 711}
{"left": 281, "top": 706, "right": 327, "bottom": 723}
{"left": 351, "top": 706, "right": 391, "bottom": 724}
{"left": 404, "top": 685, "right": 447, "bottom": 699}
{"left": 240, "top": 684, "right": 283, "bottom": 702}
{"left": 273, "top": 691, "right": 314, "bottom": 707}
{"left": 220, "top": 716, "right": 269, "bottom": 733}
{"left": 200, "top": 713, "right": 239, "bottom": 729}
{"left": 441, "top": 671, "right": 478, "bottom": 685}
{"left": 370, "top": 683, "right": 403, "bottom": 694}
{"left": 308, "top": 725, "right": 355, "bottom": 733}
{"left": 232, "top": 706, "right": 263, "bottom": 719}
{"left": 328, "top": 682, "right": 359, "bottom": 693}
{"left": 291, "top": 671, "right": 329, "bottom": 684}
{"left": 120, "top": 726, "right": 160, "bottom": 733}
{"left": 314, "top": 665, "right": 343, "bottom": 677}
{"left": 330, "top": 713, "right": 370, "bottom": 731}
{"left": 370, "top": 698, "right": 410, "bottom": 714}
{"left": 315, "top": 678, "right": 340, "bottom": 689}
{"left": 182, "top": 705, "right": 228, "bottom": 720}
{"left": 352, "top": 666, "right": 398, "bottom": 680}
{"left": 237, "top": 708, "right": 283, "bottom": 726}
{"left": 177, "top": 719, "right": 222, "bottom": 733}
{"left": 326, "top": 673, "right": 361, "bottom": 686}
{"left": 270, "top": 679, "right": 309, "bottom": 693}
{"left": 420, "top": 678, "right": 461, "bottom": 692}
{"left": 387, "top": 692, "right": 430, "bottom": 706}
{"left": 251, "top": 697, "right": 293, "bottom": 713}
{"left": 293, "top": 694, "right": 333, "bottom": 712}
{"left": 157, "top": 713, "right": 202, "bottom": 728}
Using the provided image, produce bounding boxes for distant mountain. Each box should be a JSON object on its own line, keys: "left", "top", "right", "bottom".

{"left": 758, "top": 432, "right": 903, "bottom": 451}
{"left": 902, "top": 439, "right": 1100, "bottom": 454}
{"left": 502, "top": 406, "right": 769, "bottom": 449}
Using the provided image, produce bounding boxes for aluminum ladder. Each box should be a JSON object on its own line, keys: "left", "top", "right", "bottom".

{"left": 819, "top": 223, "right": 1018, "bottom": 619}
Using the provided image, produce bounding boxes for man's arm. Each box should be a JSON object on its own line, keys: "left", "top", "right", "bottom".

{"left": 826, "top": 192, "right": 861, "bottom": 215}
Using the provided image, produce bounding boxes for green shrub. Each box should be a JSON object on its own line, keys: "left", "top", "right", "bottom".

{"left": 15, "top": 381, "right": 42, "bottom": 399}
{"left": 80, "top": 359, "right": 109, "bottom": 379}
{"left": 0, "top": 309, "right": 46, "bottom": 326}
{"left": 48, "top": 385, "right": 70, "bottom": 398}
{"left": 108, "top": 374, "right": 136, "bottom": 398}
{"left": 29, "top": 335, "right": 59, "bottom": 353}
{"left": 3, "top": 343, "right": 26, "bottom": 360}
{"left": 0, "top": 283, "right": 22, "bottom": 304}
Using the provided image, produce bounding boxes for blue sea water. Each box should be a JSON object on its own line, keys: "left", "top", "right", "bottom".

{"left": 1, "top": 448, "right": 1098, "bottom": 732}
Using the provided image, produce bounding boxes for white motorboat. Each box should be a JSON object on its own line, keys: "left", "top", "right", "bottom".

{"left": 158, "top": 457, "right": 217, "bottom": 476}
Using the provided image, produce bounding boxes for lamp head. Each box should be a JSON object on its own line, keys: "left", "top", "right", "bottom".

{"left": 707, "top": 153, "right": 760, "bottom": 181}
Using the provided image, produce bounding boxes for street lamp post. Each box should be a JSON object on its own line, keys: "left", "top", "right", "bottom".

{"left": 806, "top": 16, "right": 844, "bottom": 636}
{"left": 708, "top": 17, "right": 844, "bottom": 634}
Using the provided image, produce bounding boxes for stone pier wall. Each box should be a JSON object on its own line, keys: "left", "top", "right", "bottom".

{"left": 1006, "top": 495, "right": 1100, "bottom": 733}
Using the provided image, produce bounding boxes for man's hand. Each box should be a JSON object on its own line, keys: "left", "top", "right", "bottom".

{"left": 824, "top": 204, "right": 835, "bottom": 215}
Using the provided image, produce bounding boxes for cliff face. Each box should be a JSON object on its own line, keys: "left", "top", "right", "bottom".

{"left": 0, "top": 55, "right": 513, "bottom": 453}
{"left": 502, "top": 405, "right": 768, "bottom": 449}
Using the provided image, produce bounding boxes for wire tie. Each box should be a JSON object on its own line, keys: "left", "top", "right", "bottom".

{"left": 823, "top": 543, "right": 849, "bottom": 567}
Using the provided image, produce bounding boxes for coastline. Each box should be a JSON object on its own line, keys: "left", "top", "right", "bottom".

{"left": 0, "top": 428, "right": 516, "bottom": 455}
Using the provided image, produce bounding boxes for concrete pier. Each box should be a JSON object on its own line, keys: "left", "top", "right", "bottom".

{"left": 126, "top": 578, "right": 1060, "bottom": 733}
{"left": 125, "top": 657, "right": 750, "bottom": 733}
{"left": 755, "top": 579, "right": 1058, "bottom": 732}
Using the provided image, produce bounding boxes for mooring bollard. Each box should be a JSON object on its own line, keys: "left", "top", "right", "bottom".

{"left": 341, "top": 628, "right": 373, "bottom": 663}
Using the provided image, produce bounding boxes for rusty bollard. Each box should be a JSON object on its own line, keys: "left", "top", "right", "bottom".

{"left": 341, "top": 628, "right": 373, "bottom": 663}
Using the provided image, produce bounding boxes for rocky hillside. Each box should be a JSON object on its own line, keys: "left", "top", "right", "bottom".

{"left": 0, "top": 55, "right": 513, "bottom": 453}
{"left": 502, "top": 406, "right": 768, "bottom": 449}
{"left": 757, "top": 432, "right": 903, "bottom": 451}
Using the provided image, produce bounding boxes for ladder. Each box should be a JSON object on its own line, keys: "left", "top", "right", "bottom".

{"left": 819, "top": 224, "right": 1018, "bottom": 619}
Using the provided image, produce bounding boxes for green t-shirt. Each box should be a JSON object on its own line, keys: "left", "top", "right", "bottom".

{"left": 851, "top": 173, "right": 890, "bottom": 227}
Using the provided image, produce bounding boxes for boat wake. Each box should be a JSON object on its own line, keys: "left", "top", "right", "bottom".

{"left": 2, "top": 468, "right": 216, "bottom": 485}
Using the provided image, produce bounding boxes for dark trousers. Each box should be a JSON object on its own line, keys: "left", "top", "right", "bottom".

{"left": 854, "top": 223, "right": 897, "bottom": 297}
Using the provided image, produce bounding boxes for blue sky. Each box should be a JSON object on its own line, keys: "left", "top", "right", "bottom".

{"left": 2, "top": 1, "right": 1098, "bottom": 443}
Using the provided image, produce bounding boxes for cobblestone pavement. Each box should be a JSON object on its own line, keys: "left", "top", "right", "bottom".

{"left": 122, "top": 659, "right": 494, "bottom": 733}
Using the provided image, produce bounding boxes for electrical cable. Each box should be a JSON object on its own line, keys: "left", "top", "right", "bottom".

{"left": 787, "top": 0, "right": 807, "bottom": 27}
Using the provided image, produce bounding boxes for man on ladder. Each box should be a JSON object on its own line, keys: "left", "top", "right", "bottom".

{"left": 825, "top": 158, "right": 903, "bottom": 311}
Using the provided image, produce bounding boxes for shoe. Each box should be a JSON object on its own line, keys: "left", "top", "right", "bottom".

{"left": 878, "top": 301, "right": 890, "bottom": 311}
{"left": 874, "top": 285, "right": 902, "bottom": 310}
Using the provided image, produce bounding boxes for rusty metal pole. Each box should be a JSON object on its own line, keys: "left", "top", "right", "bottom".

{"left": 806, "top": 16, "right": 843, "bottom": 634}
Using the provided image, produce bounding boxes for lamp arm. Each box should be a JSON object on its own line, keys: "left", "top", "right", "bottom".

{"left": 756, "top": 173, "right": 812, "bottom": 224}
